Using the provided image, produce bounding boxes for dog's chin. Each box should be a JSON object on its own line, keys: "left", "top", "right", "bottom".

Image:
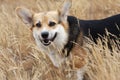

{"left": 40, "top": 32, "right": 57, "bottom": 46}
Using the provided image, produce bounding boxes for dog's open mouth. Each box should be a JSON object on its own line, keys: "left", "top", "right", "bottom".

{"left": 40, "top": 32, "right": 57, "bottom": 46}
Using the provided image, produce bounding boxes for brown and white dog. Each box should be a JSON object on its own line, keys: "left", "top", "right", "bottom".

{"left": 16, "top": 0, "right": 120, "bottom": 79}
{"left": 16, "top": 1, "right": 86, "bottom": 80}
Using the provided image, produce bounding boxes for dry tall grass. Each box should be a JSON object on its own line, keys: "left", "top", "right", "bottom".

{"left": 0, "top": 0, "right": 120, "bottom": 80}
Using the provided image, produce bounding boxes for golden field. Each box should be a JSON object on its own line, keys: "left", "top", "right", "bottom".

{"left": 0, "top": 0, "right": 120, "bottom": 80}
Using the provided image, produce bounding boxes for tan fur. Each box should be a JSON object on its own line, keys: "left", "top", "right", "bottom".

{"left": 71, "top": 44, "right": 87, "bottom": 69}
{"left": 25, "top": 11, "right": 69, "bottom": 37}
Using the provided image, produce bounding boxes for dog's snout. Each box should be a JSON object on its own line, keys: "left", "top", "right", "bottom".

{"left": 41, "top": 32, "right": 49, "bottom": 39}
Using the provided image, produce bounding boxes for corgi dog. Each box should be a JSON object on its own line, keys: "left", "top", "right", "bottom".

{"left": 16, "top": 1, "right": 86, "bottom": 80}
{"left": 16, "top": 0, "right": 119, "bottom": 80}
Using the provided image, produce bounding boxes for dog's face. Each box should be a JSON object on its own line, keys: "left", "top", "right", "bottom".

{"left": 32, "top": 11, "right": 67, "bottom": 46}
{"left": 16, "top": 2, "right": 71, "bottom": 49}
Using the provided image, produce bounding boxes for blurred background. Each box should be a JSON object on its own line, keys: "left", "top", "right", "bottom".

{"left": 0, "top": 0, "right": 120, "bottom": 80}
{"left": 1, "top": 0, "right": 120, "bottom": 18}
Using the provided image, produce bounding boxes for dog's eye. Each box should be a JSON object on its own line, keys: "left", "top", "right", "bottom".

{"left": 49, "top": 21, "right": 56, "bottom": 27}
{"left": 36, "top": 22, "right": 41, "bottom": 27}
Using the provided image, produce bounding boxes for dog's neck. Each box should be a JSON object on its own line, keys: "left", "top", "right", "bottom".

{"left": 63, "top": 16, "right": 83, "bottom": 56}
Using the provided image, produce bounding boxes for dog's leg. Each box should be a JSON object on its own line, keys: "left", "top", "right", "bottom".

{"left": 76, "top": 68, "right": 86, "bottom": 80}
{"left": 71, "top": 44, "right": 87, "bottom": 80}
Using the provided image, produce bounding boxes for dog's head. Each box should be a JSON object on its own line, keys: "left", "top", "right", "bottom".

{"left": 16, "top": 1, "right": 71, "bottom": 48}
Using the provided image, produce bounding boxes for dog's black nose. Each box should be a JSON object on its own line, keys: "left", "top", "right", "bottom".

{"left": 41, "top": 32, "right": 49, "bottom": 39}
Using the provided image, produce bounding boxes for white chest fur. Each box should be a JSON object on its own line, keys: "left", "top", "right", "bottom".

{"left": 36, "top": 40, "right": 65, "bottom": 67}
{"left": 47, "top": 51, "right": 64, "bottom": 67}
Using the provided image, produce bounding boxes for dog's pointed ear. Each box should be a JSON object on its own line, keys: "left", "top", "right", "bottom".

{"left": 58, "top": 0, "right": 71, "bottom": 22}
{"left": 16, "top": 7, "right": 33, "bottom": 27}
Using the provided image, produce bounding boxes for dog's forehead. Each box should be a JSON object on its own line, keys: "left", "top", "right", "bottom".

{"left": 33, "top": 11, "right": 59, "bottom": 23}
